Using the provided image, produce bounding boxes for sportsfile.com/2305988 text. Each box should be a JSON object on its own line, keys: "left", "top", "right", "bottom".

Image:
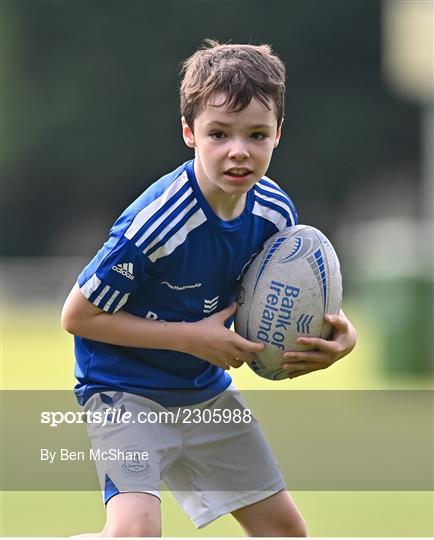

{"left": 40, "top": 407, "right": 253, "bottom": 428}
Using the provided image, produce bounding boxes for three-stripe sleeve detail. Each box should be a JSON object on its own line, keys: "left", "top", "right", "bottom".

{"left": 124, "top": 172, "right": 190, "bottom": 242}
{"left": 147, "top": 206, "right": 207, "bottom": 262}
{"left": 261, "top": 177, "right": 298, "bottom": 224}
{"left": 80, "top": 274, "right": 129, "bottom": 313}
{"left": 123, "top": 170, "right": 207, "bottom": 262}
{"left": 252, "top": 202, "right": 288, "bottom": 230}
{"left": 136, "top": 194, "right": 197, "bottom": 252}
{"left": 253, "top": 178, "right": 298, "bottom": 228}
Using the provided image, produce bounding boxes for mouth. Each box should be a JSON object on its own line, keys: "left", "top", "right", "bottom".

{"left": 224, "top": 168, "right": 253, "bottom": 180}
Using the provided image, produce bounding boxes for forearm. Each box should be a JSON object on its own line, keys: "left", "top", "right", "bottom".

{"left": 62, "top": 285, "right": 265, "bottom": 367}
{"left": 61, "top": 285, "right": 192, "bottom": 353}
{"left": 66, "top": 309, "right": 192, "bottom": 352}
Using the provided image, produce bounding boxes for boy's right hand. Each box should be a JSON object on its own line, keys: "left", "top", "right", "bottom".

{"left": 183, "top": 303, "right": 265, "bottom": 369}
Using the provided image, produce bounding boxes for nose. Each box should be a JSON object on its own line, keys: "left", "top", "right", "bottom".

{"left": 228, "top": 139, "right": 249, "bottom": 160}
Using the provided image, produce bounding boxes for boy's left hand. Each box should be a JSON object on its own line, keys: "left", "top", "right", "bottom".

{"left": 281, "top": 309, "right": 357, "bottom": 379}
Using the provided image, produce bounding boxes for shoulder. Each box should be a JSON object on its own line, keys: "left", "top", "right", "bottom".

{"left": 109, "top": 162, "right": 192, "bottom": 241}
{"left": 252, "top": 176, "right": 298, "bottom": 228}
{"left": 125, "top": 162, "right": 190, "bottom": 225}
{"left": 119, "top": 160, "right": 207, "bottom": 263}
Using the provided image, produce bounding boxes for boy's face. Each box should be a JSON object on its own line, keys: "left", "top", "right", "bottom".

{"left": 182, "top": 94, "right": 281, "bottom": 199}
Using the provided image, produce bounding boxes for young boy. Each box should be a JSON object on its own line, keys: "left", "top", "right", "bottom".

{"left": 62, "top": 40, "right": 356, "bottom": 537}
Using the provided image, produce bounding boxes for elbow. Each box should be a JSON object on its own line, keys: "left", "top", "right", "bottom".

{"left": 61, "top": 305, "right": 80, "bottom": 335}
{"left": 61, "top": 284, "right": 103, "bottom": 336}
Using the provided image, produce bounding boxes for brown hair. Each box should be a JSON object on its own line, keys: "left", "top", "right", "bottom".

{"left": 180, "top": 40, "right": 286, "bottom": 129}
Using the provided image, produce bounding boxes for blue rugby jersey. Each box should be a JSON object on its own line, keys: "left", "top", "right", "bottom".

{"left": 74, "top": 160, "right": 298, "bottom": 406}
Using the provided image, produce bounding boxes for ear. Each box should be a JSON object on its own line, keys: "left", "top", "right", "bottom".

{"left": 273, "top": 119, "right": 283, "bottom": 148}
{"left": 181, "top": 116, "right": 196, "bottom": 148}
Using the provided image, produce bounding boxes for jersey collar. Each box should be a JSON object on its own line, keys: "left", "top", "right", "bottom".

{"left": 185, "top": 160, "right": 254, "bottom": 230}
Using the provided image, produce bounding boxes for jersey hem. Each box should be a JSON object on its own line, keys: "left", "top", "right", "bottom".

{"left": 75, "top": 374, "right": 232, "bottom": 408}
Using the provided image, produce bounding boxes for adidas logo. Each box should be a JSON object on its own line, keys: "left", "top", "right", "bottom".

{"left": 112, "top": 263, "right": 134, "bottom": 280}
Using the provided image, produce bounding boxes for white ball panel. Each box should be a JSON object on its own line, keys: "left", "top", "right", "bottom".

{"left": 235, "top": 225, "right": 342, "bottom": 380}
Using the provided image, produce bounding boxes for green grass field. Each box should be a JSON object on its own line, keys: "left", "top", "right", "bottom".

{"left": 1, "top": 303, "right": 433, "bottom": 537}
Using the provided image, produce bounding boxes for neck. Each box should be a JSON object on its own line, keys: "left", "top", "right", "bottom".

{"left": 206, "top": 191, "right": 247, "bottom": 221}
{"left": 194, "top": 162, "right": 247, "bottom": 221}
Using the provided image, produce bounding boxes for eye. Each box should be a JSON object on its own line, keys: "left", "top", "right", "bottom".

{"left": 250, "top": 132, "right": 267, "bottom": 140}
{"left": 210, "top": 131, "right": 226, "bottom": 140}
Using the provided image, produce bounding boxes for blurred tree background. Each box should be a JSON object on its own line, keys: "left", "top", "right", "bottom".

{"left": 2, "top": 3, "right": 433, "bottom": 536}
{"left": 2, "top": 0, "right": 420, "bottom": 256}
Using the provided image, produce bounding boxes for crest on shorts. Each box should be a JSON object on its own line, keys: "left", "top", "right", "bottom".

{"left": 121, "top": 446, "right": 151, "bottom": 479}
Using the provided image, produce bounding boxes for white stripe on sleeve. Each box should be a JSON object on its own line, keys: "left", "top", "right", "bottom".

{"left": 80, "top": 274, "right": 102, "bottom": 299}
{"left": 116, "top": 293, "right": 130, "bottom": 311}
{"left": 94, "top": 285, "right": 111, "bottom": 307}
{"left": 124, "top": 172, "right": 189, "bottom": 240}
{"left": 149, "top": 208, "right": 207, "bottom": 262}
{"left": 252, "top": 201, "right": 288, "bottom": 230}
{"left": 143, "top": 199, "right": 198, "bottom": 255}
{"left": 254, "top": 188, "right": 292, "bottom": 215}
{"left": 135, "top": 186, "right": 194, "bottom": 248}
{"left": 102, "top": 290, "right": 120, "bottom": 312}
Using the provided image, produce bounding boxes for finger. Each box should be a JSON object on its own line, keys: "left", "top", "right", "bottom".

{"left": 224, "top": 352, "right": 245, "bottom": 368}
{"left": 233, "top": 348, "right": 257, "bottom": 367}
{"left": 222, "top": 302, "right": 238, "bottom": 321}
{"left": 282, "top": 360, "right": 326, "bottom": 371}
{"left": 232, "top": 349, "right": 258, "bottom": 365}
{"left": 283, "top": 350, "right": 329, "bottom": 363}
{"left": 236, "top": 337, "right": 265, "bottom": 354}
{"left": 280, "top": 365, "right": 311, "bottom": 379}
{"left": 325, "top": 313, "right": 348, "bottom": 331}
{"left": 228, "top": 358, "right": 244, "bottom": 368}
{"left": 282, "top": 360, "right": 326, "bottom": 376}
{"left": 296, "top": 336, "right": 336, "bottom": 351}
{"left": 219, "top": 359, "right": 235, "bottom": 370}
{"left": 211, "top": 303, "right": 237, "bottom": 323}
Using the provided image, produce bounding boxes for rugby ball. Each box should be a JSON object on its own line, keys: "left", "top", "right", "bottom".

{"left": 235, "top": 225, "right": 342, "bottom": 380}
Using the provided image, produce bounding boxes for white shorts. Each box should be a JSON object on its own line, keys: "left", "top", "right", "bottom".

{"left": 84, "top": 384, "right": 286, "bottom": 528}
